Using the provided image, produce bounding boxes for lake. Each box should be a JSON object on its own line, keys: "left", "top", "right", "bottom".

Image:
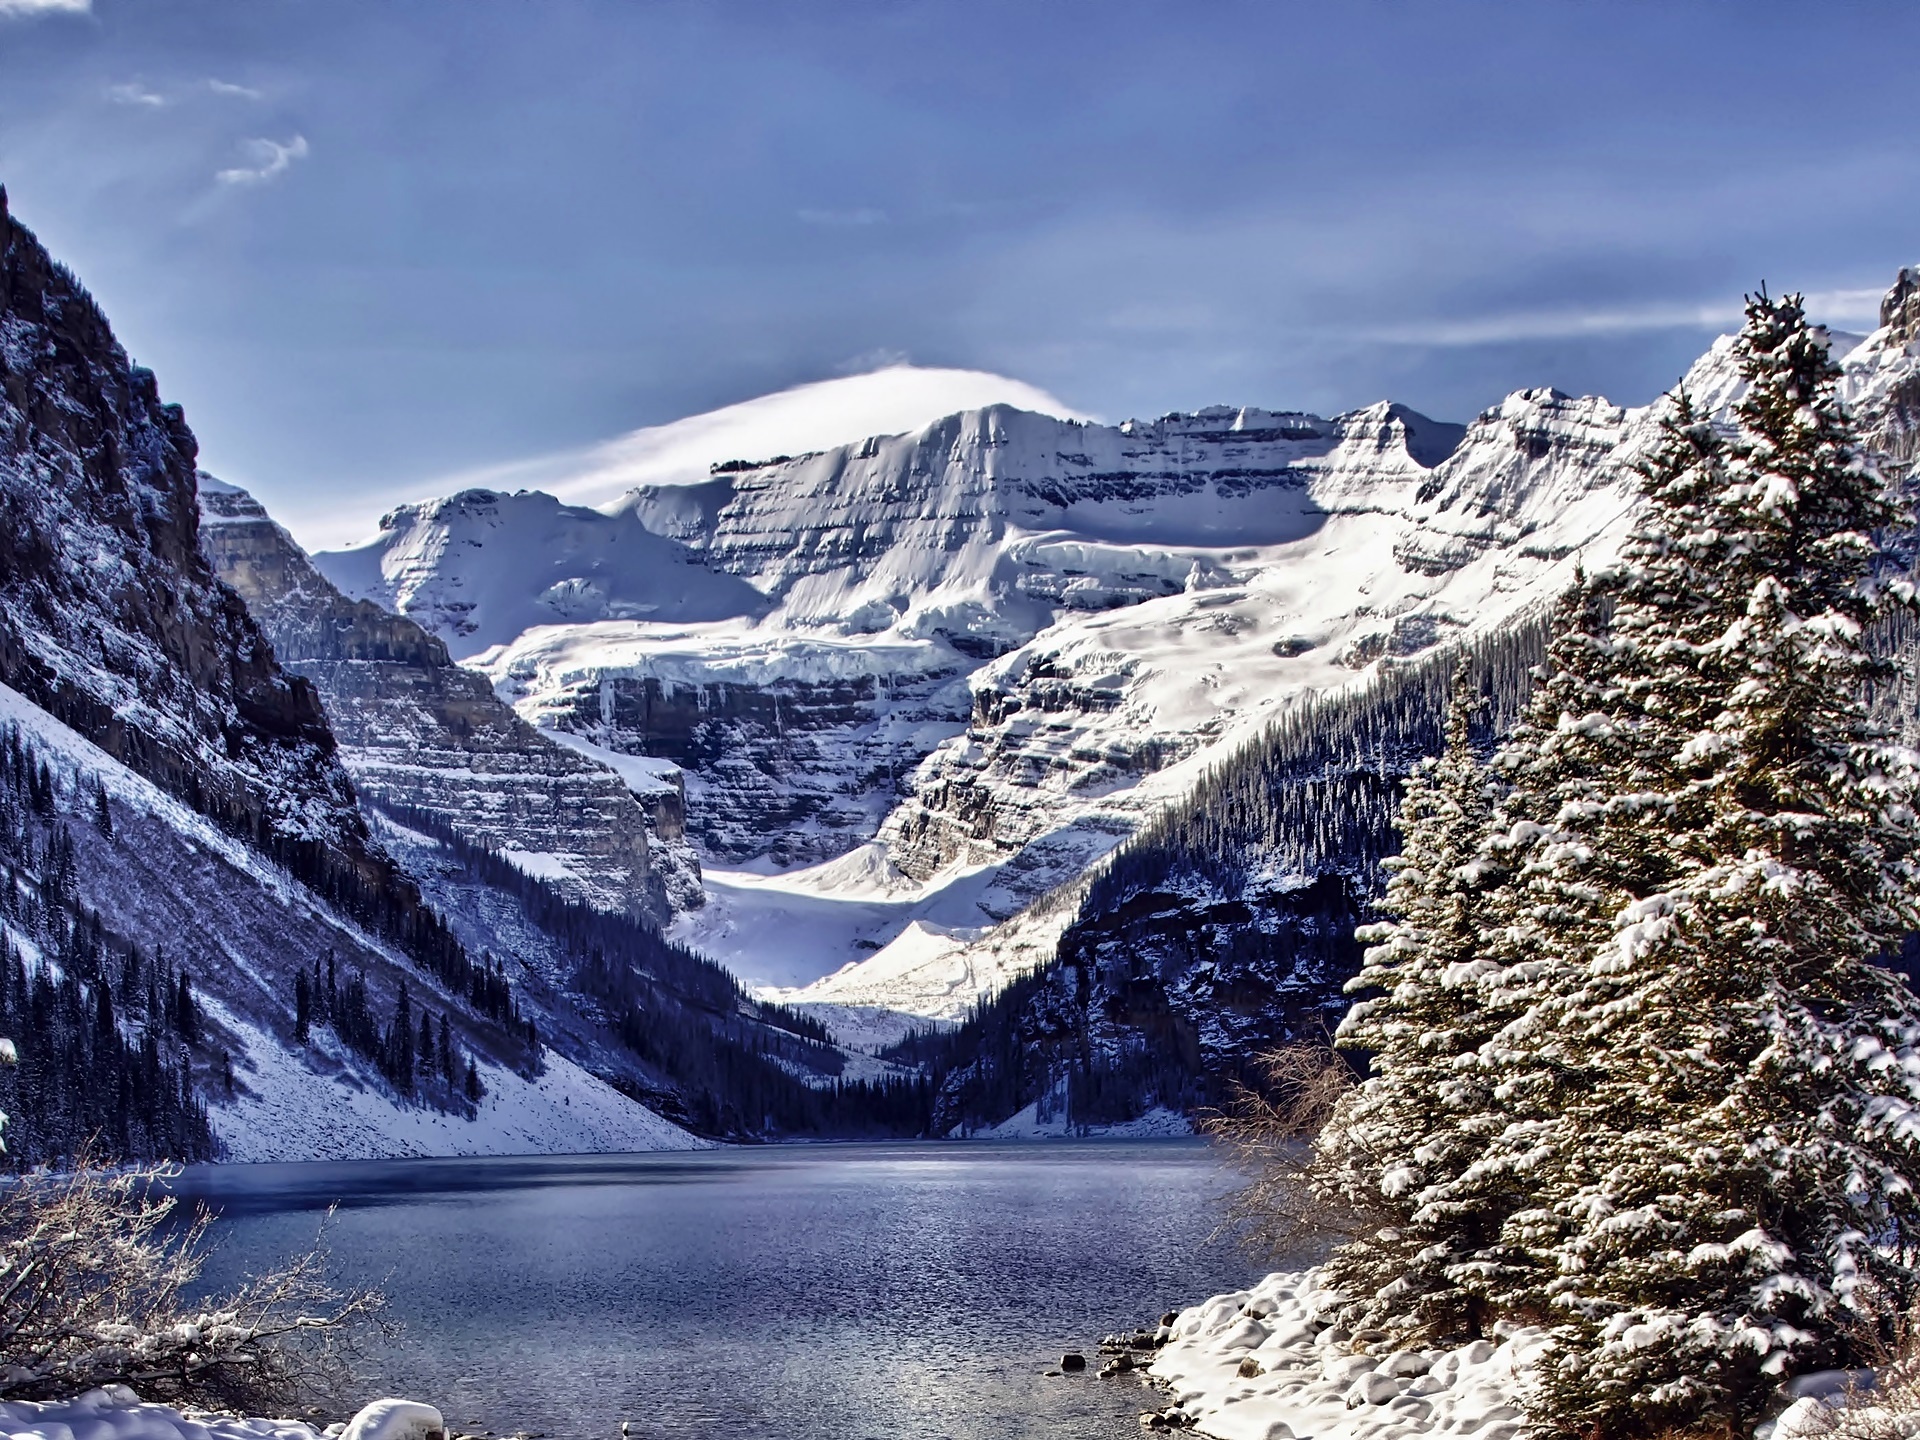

{"left": 174, "top": 1141, "right": 1261, "bottom": 1440}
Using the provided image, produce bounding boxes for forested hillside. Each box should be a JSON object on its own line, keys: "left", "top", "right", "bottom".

{"left": 904, "top": 619, "right": 1543, "bottom": 1131}
{"left": 916, "top": 573, "right": 1920, "bottom": 1135}
{"left": 372, "top": 800, "right": 932, "bottom": 1138}
{"left": 0, "top": 723, "right": 213, "bottom": 1166}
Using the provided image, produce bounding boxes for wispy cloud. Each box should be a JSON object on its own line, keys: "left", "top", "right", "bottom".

{"left": 835, "top": 347, "right": 911, "bottom": 374}
{"left": 216, "top": 134, "right": 309, "bottom": 186}
{"left": 798, "top": 207, "right": 886, "bottom": 227}
{"left": 0, "top": 0, "right": 88, "bottom": 17}
{"left": 106, "top": 82, "right": 167, "bottom": 108}
{"left": 207, "top": 78, "right": 264, "bottom": 100}
{"left": 1354, "top": 285, "right": 1892, "bottom": 349}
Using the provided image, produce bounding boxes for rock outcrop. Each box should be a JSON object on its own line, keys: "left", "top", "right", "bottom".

{"left": 197, "top": 478, "right": 699, "bottom": 914}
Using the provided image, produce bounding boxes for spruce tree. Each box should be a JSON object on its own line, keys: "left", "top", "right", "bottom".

{"left": 293, "top": 970, "right": 311, "bottom": 1044}
{"left": 1455, "top": 418, "right": 1741, "bottom": 1327}
{"left": 174, "top": 971, "right": 197, "bottom": 1046}
{"left": 1317, "top": 670, "right": 1511, "bottom": 1339}
{"left": 1520, "top": 291, "right": 1920, "bottom": 1439}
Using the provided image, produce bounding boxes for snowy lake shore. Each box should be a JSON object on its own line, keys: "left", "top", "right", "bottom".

{"left": 1141, "top": 1269, "right": 1915, "bottom": 1440}
{"left": 0, "top": 1392, "right": 447, "bottom": 1440}
{"left": 1141, "top": 1269, "right": 1542, "bottom": 1439}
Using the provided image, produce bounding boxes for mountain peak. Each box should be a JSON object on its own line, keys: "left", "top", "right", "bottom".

{"left": 1884, "top": 265, "right": 1920, "bottom": 346}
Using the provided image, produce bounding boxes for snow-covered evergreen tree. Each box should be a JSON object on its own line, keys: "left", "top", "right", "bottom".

{"left": 1318, "top": 671, "right": 1514, "bottom": 1339}
{"left": 1520, "top": 292, "right": 1920, "bottom": 1439}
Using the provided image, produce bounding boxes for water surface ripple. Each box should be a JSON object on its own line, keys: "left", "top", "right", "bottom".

{"left": 176, "top": 1141, "right": 1256, "bottom": 1440}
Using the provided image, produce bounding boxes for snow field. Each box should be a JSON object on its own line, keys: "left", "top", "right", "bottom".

{"left": 0, "top": 1391, "right": 442, "bottom": 1440}
{"left": 966, "top": 1101, "right": 1191, "bottom": 1139}
{"left": 208, "top": 994, "right": 704, "bottom": 1162}
{"left": 1148, "top": 1270, "right": 1543, "bottom": 1440}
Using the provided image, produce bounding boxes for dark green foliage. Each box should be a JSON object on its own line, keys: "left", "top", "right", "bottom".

{"left": 0, "top": 724, "right": 214, "bottom": 1167}
{"left": 918, "top": 622, "right": 1549, "bottom": 1132}
{"left": 290, "top": 952, "right": 481, "bottom": 1114}
{"left": 1083, "top": 621, "right": 1545, "bottom": 915}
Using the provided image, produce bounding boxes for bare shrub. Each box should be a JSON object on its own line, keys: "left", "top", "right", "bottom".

{"left": 1766, "top": 1290, "right": 1920, "bottom": 1440}
{"left": 0, "top": 1152, "right": 384, "bottom": 1411}
{"left": 1202, "top": 1041, "right": 1370, "bottom": 1263}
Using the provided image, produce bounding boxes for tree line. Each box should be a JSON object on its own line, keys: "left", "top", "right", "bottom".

{"left": 370, "top": 799, "right": 931, "bottom": 1139}
{"left": 292, "top": 956, "right": 484, "bottom": 1113}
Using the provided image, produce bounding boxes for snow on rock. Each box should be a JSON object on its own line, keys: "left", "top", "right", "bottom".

{"left": 346, "top": 363, "right": 1093, "bottom": 529}
{"left": 0, "top": 682, "right": 701, "bottom": 1163}
{"left": 198, "top": 479, "right": 686, "bottom": 919}
{"left": 1148, "top": 1270, "right": 1545, "bottom": 1440}
{"left": 679, "top": 841, "right": 1066, "bottom": 997}
{"left": 772, "top": 1000, "right": 943, "bottom": 1054}
{"left": 317, "top": 491, "right": 768, "bottom": 657}
{"left": 337, "top": 1400, "right": 442, "bottom": 1440}
{"left": 0, "top": 1389, "right": 322, "bottom": 1440}
{"left": 304, "top": 277, "right": 1920, "bottom": 1027}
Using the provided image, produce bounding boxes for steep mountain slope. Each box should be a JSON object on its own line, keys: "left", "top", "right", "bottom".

{"left": 197, "top": 478, "right": 701, "bottom": 916}
{"left": 0, "top": 186, "right": 781, "bottom": 1159}
{"left": 0, "top": 185, "right": 380, "bottom": 912}
{"left": 0, "top": 684, "right": 694, "bottom": 1161}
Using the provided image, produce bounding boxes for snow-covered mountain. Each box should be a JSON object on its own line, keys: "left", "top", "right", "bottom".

{"left": 311, "top": 387, "right": 1627, "bottom": 1000}
{"left": 0, "top": 184, "right": 709, "bottom": 1160}
{"left": 296, "top": 365, "right": 1089, "bottom": 551}
{"left": 313, "top": 275, "right": 1919, "bottom": 1043}
{"left": 914, "top": 282, "right": 1920, "bottom": 1135}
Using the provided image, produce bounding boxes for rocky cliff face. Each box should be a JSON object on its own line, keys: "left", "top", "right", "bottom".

{"left": 0, "top": 186, "right": 719, "bottom": 1157}
{"left": 197, "top": 479, "right": 700, "bottom": 914}
{"left": 0, "top": 184, "right": 412, "bottom": 908}
{"left": 915, "top": 279, "right": 1920, "bottom": 1131}
{"left": 792, "top": 283, "right": 1918, "bottom": 1035}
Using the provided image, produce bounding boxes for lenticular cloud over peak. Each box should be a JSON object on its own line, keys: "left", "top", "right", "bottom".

{"left": 445, "top": 364, "right": 1093, "bottom": 516}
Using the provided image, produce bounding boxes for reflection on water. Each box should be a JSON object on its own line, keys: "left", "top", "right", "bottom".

{"left": 177, "top": 1141, "right": 1255, "bottom": 1440}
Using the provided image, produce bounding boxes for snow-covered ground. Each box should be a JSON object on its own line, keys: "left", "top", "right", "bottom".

{"left": 1148, "top": 1270, "right": 1544, "bottom": 1440}
{"left": 969, "top": 1102, "right": 1191, "bottom": 1140}
{"left": 681, "top": 839, "right": 1084, "bottom": 1036}
{"left": 678, "top": 844, "right": 992, "bottom": 990}
{"left": 210, "top": 997, "right": 704, "bottom": 1162}
{"left": 1147, "top": 1269, "right": 1907, "bottom": 1440}
{"left": 0, "top": 1391, "right": 444, "bottom": 1440}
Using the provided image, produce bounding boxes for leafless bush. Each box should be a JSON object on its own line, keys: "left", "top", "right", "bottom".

{"left": 1202, "top": 1041, "right": 1367, "bottom": 1263}
{"left": 0, "top": 1152, "right": 385, "bottom": 1411}
{"left": 1769, "top": 1289, "right": 1920, "bottom": 1440}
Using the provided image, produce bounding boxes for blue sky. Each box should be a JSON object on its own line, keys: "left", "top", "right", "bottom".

{"left": 4, "top": 0, "right": 1920, "bottom": 543}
